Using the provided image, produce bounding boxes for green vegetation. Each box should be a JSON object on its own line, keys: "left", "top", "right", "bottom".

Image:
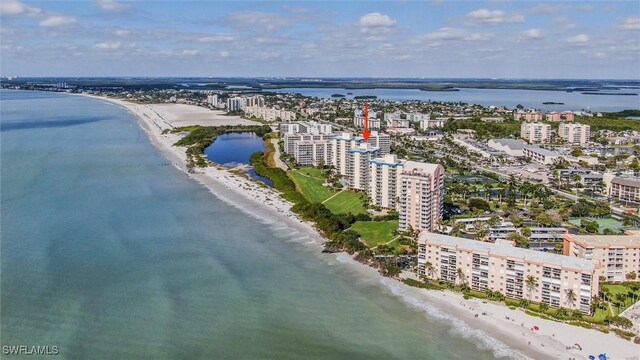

{"left": 250, "top": 152, "right": 306, "bottom": 204}
{"left": 442, "top": 118, "right": 521, "bottom": 139}
{"left": 576, "top": 115, "right": 640, "bottom": 132}
{"left": 324, "top": 191, "right": 368, "bottom": 215}
{"left": 173, "top": 125, "right": 271, "bottom": 170}
{"left": 289, "top": 168, "right": 335, "bottom": 203}
{"left": 288, "top": 167, "right": 367, "bottom": 215}
{"left": 350, "top": 220, "right": 398, "bottom": 248}
{"left": 568, "top": 216, "right": 625, "bottom": 234}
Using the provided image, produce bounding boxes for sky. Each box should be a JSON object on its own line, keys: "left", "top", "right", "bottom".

{"left": 1, "top": 0, "right": 639, "bottom": 79}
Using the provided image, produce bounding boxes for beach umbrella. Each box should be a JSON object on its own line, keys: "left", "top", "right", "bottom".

{"left": 589, "top": 356, "right": 595, "bottom": 360}
{"left": 533, "top": 325, "right": 539, "bottom": 330}
{"left": 574, "top": 343, "right": 582, "bottom": 350}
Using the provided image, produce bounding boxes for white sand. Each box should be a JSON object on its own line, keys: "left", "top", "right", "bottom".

{"left": 126, "top": 102, "right": 259, "bottom": 128}
{"left": 85, "top": 95, "right": 640, "bottom": 360}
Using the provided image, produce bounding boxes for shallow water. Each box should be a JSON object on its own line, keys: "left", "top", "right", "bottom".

{"left": 2, "top": 90, "right": 510, "bottom": 359}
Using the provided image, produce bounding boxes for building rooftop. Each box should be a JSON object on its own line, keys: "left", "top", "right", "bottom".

{"left": 611, "top": 177, "right": 640, "bottom": 187}
{"left": 420, "top": 232, "right": 596, "bottom": 271}
{"left": 402, "top": 161, "right": 441, "bottom": 174}
{"left": 490, "top": 139, "right": 528, "bottom": 150}
{"left": 565, "top": 234, "right": 640, "bottom": 248}
{"left": 523, "top": 146, "right": 561, "bottom": 157}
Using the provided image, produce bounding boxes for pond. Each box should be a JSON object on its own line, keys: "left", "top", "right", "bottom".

{"left": 204, "top": 132, "right": 273, "bottom": 186}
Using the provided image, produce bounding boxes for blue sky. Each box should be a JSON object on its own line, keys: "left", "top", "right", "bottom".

{"left": 1, "top": 1, "right": 639, "bottom": 78}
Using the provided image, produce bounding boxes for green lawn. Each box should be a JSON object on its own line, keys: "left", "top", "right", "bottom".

{"left": 324, "top": 191, "right": 368, "bottom": 215}
{"left": 602, "top": 283, "right": 640, "bottom": 316}
{"left": 288, "top": 168, "right": 336, "bottom": 203}
{"left": 349, "top": 220, "right": 399, "bottom": 248}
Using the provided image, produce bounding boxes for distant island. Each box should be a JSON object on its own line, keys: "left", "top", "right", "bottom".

{"left": 419, "top": 85, "right": 459, "bottom": 92}
{"left": 331, "top": 93, "right": 345, "bottom": 97}
{"left": 582, "top": 92, "right": 638, "bottom": 96}
{"left": 543, "top": 101, "right": 564, "bottom": 105}
{"left": 354, "top": 95, "right": 377, "bottom": 100}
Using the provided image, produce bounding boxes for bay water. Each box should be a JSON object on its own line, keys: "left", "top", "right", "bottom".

{"left": 2, "top": 90, "right": 509, "bottom": 359}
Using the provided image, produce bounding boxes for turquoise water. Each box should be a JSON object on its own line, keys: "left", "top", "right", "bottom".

{"left": 1, "top": 90, "right": 505, "bottom": 359}
{"left": 267, "top": 87, "right": 640, "bottom": 112}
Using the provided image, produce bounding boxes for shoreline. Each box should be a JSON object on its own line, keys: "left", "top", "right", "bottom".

{"left": 78, "top": 93, "right": 640, "bottom": 360}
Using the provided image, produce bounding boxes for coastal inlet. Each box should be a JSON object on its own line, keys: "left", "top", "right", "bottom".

{"left": 204, "top": 132, "right": 273, "bottom": 186}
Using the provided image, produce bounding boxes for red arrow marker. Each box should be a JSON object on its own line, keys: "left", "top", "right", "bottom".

{"left": 362, "top": 103, "right": 371, "bottom": 141}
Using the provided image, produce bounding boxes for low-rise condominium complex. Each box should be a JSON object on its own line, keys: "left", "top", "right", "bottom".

{"left": 564, "top": 234, "right": 640, "bottom": 282}
{"left": 419, "top": 232, "right": 600, "bottom": 314}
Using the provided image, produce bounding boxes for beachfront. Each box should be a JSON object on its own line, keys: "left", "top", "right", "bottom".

{"left": 90, "top": 95, "right": 640, "bottom": 360}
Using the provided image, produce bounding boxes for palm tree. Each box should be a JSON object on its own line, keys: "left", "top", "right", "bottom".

{"left": 615, "top": 293, "right": 627, "bottom": 312}
{"left": 566, "top": 289, "right": 577, "bottom": 308}
{"left": 539, "top": 302, "right": 549, "bottom": 313}
{"left": 425, "top": 261, "right": 436, "bottom": 280}
{"left": 456, "top": 267, "right": 466, "bottom": 285}
{"left": 525, "top": 275, "right": 539, "bottom": 301}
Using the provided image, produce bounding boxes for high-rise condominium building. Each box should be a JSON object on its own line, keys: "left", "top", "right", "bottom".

{"left": 398, "top": 162, "right": 445, "bottom": 232}
{"left": 559, "top": 123, "right": 590, "bottom": 145}
{"left": 520, "top": 122, "right": 552, "bottom": 143}
{"left": 369, "top": 154, "right": 403, "bottom": 209}
{"left": 346, "top": 143, "right": 380, "bottom": 191}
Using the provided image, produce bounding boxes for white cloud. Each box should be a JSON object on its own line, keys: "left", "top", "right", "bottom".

{"left": 95, "top": 0, "right": 132, "bottom": 12}
{"left": 531, "top": 4, "right": 593, "bottom": 15}
{"left": 521, "top": 28, "right": 543, "bottom": 40}
{"left": 359, "top": 12, "right": 396, "bottom": 28}
{"left": 225, "top": 11, "right": 295, "bottom": 32}
{"left": 466, "top": 9, "right": 524, "bottom": 25}
{"left": 219, "top": 51, "right": 230, "bottom": 58}
{"left": 0, "top": 0, "right": 42, "bottom": 17}
{"left": 95, "top": 41, "right": 122, "bottom": 49}
{"left": 565, "top": 34, "right": 590, "bottom": 44}
{"left": 181, "top": 49, "right": 199, "bottom": 56}
{"left": 197, "top": 34, "right": 235, "bottom": 43}
{"left": 617, "top": 17, "right": 640, "bottom": 31}
{"left": 111, "top": 28, "right": 133, "bottom": 36}
{"left": 421, "top": 27, "right": 493, "bottom": 42}
{"left": 39, "top": 15, "right": 77, "bottom": 27}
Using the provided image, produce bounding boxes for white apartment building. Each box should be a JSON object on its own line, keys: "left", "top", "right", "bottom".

{"left": 346, "top": 143, "right": 380, "bottom": 191}
{"left": 369, "top": 154, "right": 404, "bottom": 209}
{"left": 284, "top": 133, "right": 332, "bottom": 155}
{"left": 406, "top": 113, "right": 430, "bottom": 121}
{"left": 398, "top": 162, "right": 445, "bottom": 232}
{"left": 226, "top": 97, "right": 244, "bottom": 111}
{"left": 244, "top": 95, "right": 265, "bottom": 107}
{"left": 244, "top": 106, "right": 296, "bottom": 122}
{"left": 418, "top": 232, "right": 600, "bottom": 314}
{"left": 299, "top": 121, "right": 332, "bottom": 134}
{"left": 367, "top": 131, "right": 391, "bottom": 155}
{"left": 522, "top": 146, "right": 563, "bottom": 165}
{"left": 280, "top": 121, "right": 332, "bottom": 135}
{"left": 521, "top": 122, "right": 552, "bottom": 143}
{"left": 206, "top": 94, "right": 218, "bottom": 107}
{"left": 420, "top": 118, "right": 446, "bottom": 130}
{"left": 331, "top": 132, "right": 361, "bottom": 176}
{"left": 603, "top": 174, "right": 640, "bottom": 203}
{"left": 559, "top": 123, "right": 590, "bottom": 145}
{"left": 293, "top": 140, "right": 332, "bottom": 167}
{"left": 564, "top": 234, "right": 640, "bottom": 282}
{"left": 354, "top": 109, "right": 381, "bottom": 129}
{"left": 279, "top": 123, "right": 300, "bottom": 135}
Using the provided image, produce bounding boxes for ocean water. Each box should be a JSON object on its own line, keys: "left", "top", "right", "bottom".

{"left": 1, "top": 90, "right": 511, "bottom": 359}
{"left": 267, "top": 87, "right": 640, "bottom": 112}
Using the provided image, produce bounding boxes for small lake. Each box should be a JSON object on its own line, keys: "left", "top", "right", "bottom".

{"left": 204, "top": 132, "right": 273, "bottom": 186}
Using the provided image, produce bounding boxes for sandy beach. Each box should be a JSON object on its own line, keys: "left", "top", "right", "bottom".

{"left": 85, "top": 95, "right": 639, "bottom": 360}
